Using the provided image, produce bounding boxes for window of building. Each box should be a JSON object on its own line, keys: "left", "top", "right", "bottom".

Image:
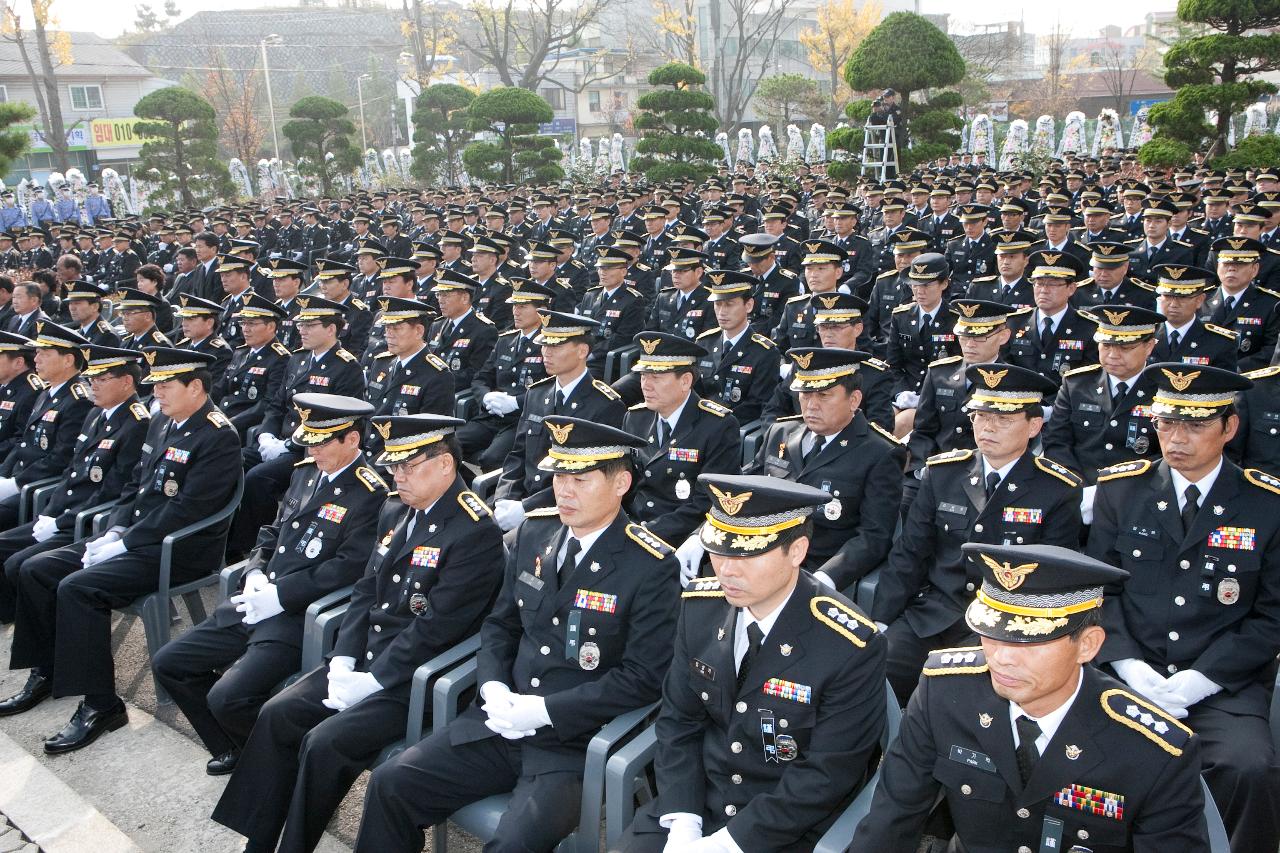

{"left": 588, "top": 90, "right": 602, "bottom": 112}
{"left": 539, "top": 88, "right": 565, "bottom": 110}
{"left": 69, "top": 84, "right": 103, "bottom": 111}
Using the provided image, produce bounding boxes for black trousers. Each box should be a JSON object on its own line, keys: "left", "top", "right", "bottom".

{"left": 0, "top": 521, "right": 73, "bottom": 623}
{"left": 356, "top": 725, "right": 583, "bottom": 853}
{"left": 0, "top": 493, "right": 21, "bottom": 535}
{"left": 211, "top": 667, "right": 410, "bottom": 853}
{"left": 610, "top": 823, "right": 667, "bottom": 853}
{"left": 227, "top": 450, "right": 299, "bottom": 557}
{"left": 1187, "top": 702, "right": 1280, "bottom": 853}
{"left": 883, "top": 617, "right": 976, "bottom": 707}
{"left": 457, "top": 416, "right": 518, "bottom": 471}
{"left": 11, "top": 541, "right": 203, "bottom": 698}
{"left": 151, "top": 614, "right": 300, "bottom": 757}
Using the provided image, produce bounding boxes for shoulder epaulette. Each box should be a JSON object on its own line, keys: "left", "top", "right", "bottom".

{"left": 70, "top": 381, "right": 89, "bottom": 400}
{"left": 1204, "top": 322, "right": 1238, "bottom": 339}
{"left": 627, "top": 523, "right": 673, "bottom": 558}
{"left": 335, "top": 347, "right": 357, "bottom": 363}
{"left": 373, "top": 350, "right": 394, "bottom": 359}
{"left": 586, "top": 284, "right": 603, "bottom": 292}
{"left": 1035, "top": 455, "right": 1082, "bottom": 486}
{"left": 786, "top": 293, "right": 810, "bottom": 303}
{"left": 425, "top": 353, "right": 449, "bottom": 371}
{"left": 555, "top": 277, "right": 572, "bottom": 288}
{"left": 1132, "top": 280, "right": 1157, "bottom": 292}
{"left": 750, "top": 332, "right": 776, "bottom": 349}
{"left": 971, "top": 275, "right": 997, "bottom": 282}
{"left": 1245, "top": 468, "right": 1280, "bottom": 496}
{"left": 592, "top": 378, "right": 621, "bottom": 400}
{"left": 499, "top": 328, "right": 519, "bottom": 337}
{"left": 626, "top": 287, "right": 643, "bottom": 298}
{"left": 780, "top": 268, "right": 797, "bottom": 278}
{"left": 891, "top": 303, "right": 914, "bottom": 314}
{"left": 529, "top": 375, "right": 555, "bottom": 388}
{"left": 129, "top": 402, "right": 150, "bottom": 421}
{"left": 525, "top": 506, "right": 560, "bottom": 519}
{"left": 775, "top": 414, "right": 804, "bottom": 422}
{"left": 1244, "top": 364, "right": 1280, "bottom": 381}
{"left": 1123, "top": 237, "right": 1143, "bottom": 245}
{"left": 695, "top": 327, "right": 720, "bottom": 340}
{"left": 698, "top": 398, "right": 731, "bottom": 417}
{"left": 865, "top": 357, "right": 889, "bottom": 371}
{"left": 627, "top": 401, "right": 647, "bottom": 411}
{"left": 294, "top": 457, "right": 316, "bottom": 467}
{"left": 1258, "top": 287, "right": 1280, "bottom": 299}
{"left": 635, "top": 262, "right": 652, "bottom": 272}
{"left": 356, "top": 466, "right": 388, "bottom": 493}
{"left": 207, "top": 410, "right": 232, "bottom": 429}
{"left": 878, "top": 269, "right": 900, "bottom": 279}
{"left": 870, "top": 421, "right": 904, "bottom": 445}
{"left": 571, "top": 259, "right": 587, "bottom": 269}
{"left": 922, "top": 646, "right": 988, "bottom": 676}
{"left": 1101, "top": 688, "right": 1193, "bottom": 757}
{"left": 457, "top": 490, "right": 491, "bottom": 520}
{"left": 926, "top": 448, "right": 975, "bottom": 466}
{"left": 1064, "top": 363, "right": 1103, "bottom": 377}
{"left": 475, "top": 313, "right": 495, "bottom": 325}
{"left": 25, "top": 373, "right": 44, "bottom": 391}
{"left": 811, "top": 596, "right": 876, "bottom": 648}
{"left": 929, "top": 355, "right": 962, "bottom": 368}
{"left": 1172, "top": 238, "right": 1193, "bottom": 248}
{"left": 351, "top": 298, "right": 369, "bottom": 311}
{"left": 682, "top": 578, "right": 725, "bottom": 598}
{"left": 1190, "top": 227, "right": 1208, "bottom": 235}
{"left": 174, "top": 337, "right": 190, "bottom": 347}
{"left": 211, "top": 337, "right": 230, "bottom": 349}
{"left": 1097, "top": 459, "right": 1153, "bottom": 482}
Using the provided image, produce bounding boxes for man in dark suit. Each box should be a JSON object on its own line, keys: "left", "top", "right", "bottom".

{"left": 0, "top": 348, "right": 240, "bottom": 753}
{"left": 1200, "top": 236, "right": 1280, "bottom": 369}
{"left": 1149, "top": 263, "right": 1238, "bottom": 370}
{"left": 694, "top": 271, "right": 782, "bottom": 426}
{"left": 428, "top": 268, "right": 499, "bottom": 391}
{"left": 353, "top": 417, "right": 679, "bottom": 853}
{"left": 115, "top": 289, "right": 173, "bottom": 351}
{"left": 1073, "top": 239, "right": 1159, "bottom": 311}
{"left": 364, "top": 296, "right": 453, "bottom": 420}
{"left": 213, "top": 294, "right": 290, "bottom": 439}
{"left": 153, "top": 395, "right": 388, "bottom": 776}
{"left": 1002, "top": 250, "right": 1098, "bottom": 389}
{"left": 850, "top": 543, "right": 1208, "bottom": 852}
{"left": 1088, "top": 364, "right": 1280, "bottom": 853}
{"left": 1126, "top": 198, "right": 1195, "bottom": 284}
{"left": 577, "top": 246, "right": 646, "bottom": 379}
{"left": 211, "top": 414, "right": 503, "bottom": 853}
{"left": 5, "top": 282, "right": 46, "bottom": 338}
{"left": 616, "top": 475, "right": 888, "bottom": 852}
{"left": 173, "top": 295, "right": 234, "bottom": 386}
{"left": 63, "top": 280, "right": 119, "bottom": 346}
{"left": 0, "top": 331, "right": 42, "bottom": 460}
{"left": 872, "top": 364, "right": 1083, "bottom": 704}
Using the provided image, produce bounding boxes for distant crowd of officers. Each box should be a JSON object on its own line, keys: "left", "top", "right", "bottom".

{"left": 0, "top": 150, "right": 1276, "bottom": 853}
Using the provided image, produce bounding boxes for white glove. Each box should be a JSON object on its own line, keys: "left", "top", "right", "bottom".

{"left": 484, "top": 692, "right": 550, "bottom": 738}
{"left": 322, "top": 669, "right": 383, "bottom": 710}
{"left": 687, "top": 828, "right": 741, "bottom": 853}
{"left": 494, "top": 499, "right": 526, "bottom": 532}
{"left": 675, "top": 535, "right": 705, "bottom": 587}
{"left": 0, "top": 477, "right": 18, "bottom": 501}
{"left": 231, "top": 582, "right": 285, "bottom": 625}
{"left": 329, "top": 655, "right": 356, "bottom": 674}
{"left": 259, "top": 434, "right": 288, "bottom": 461}
{"left": 162, "top": 263, "right": 174, "bottom": 274}
{"left": 874, "top": 621, "right": 889, "bottom": 632}
{"left": 82, "top": 536, "right": 126, "bottom": 568}
{"left": 1080, "top": 485, "right": 1097, "bottom": 526}
{"left": 894, "top": 390, "right": 921, "bottom": 410}
{"left": 663, "top": 815, "right": 704, "bottom": 851}
{"left": 1160, "top": 670, "right": 1222, "bottom": 714}
{"left": 322, "top": 661, "right": 353, "bottom": 711}
{"left": 778, "top": 361, "right": 793, "bottom": 379}
{"left": 242, "top": 568, "right": 269, "bottom": 593}
{"left": 257, "top": 432, "right": 277, "bottom": 450}
{"left": 1040, "top": 404, "right": 1054, "bottom": 423}
{"left": 483, "top": 391, "right": 520, "bottom": 416}
{"left": 811, "top": 570, "right": 836, "bottom": 590}
{"left": 31, "top": 515, "right": 58, "bottom": 542}
{"left": 1113, "top": 658, "right": 1169, "bottom": 699}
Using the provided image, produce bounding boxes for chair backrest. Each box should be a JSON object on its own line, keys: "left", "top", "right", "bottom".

{"left": 883, "top": 679, "right": 902, "bottom": 749}
{"left": 1202, "top": 777, "right": 1230, "bottom": 852}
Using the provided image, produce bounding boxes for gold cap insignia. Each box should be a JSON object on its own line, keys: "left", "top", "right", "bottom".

{"left": 1102, "top": 309, "right": 1129, "bottom": 326}
{"left": 957, "top": 302, "right": 980, "bottom": 317}
{"left": 977, "top": 367, "right": 1008, "bottom": 388}
{"left": 981, "top": 552, "right": 1038, "bottom": 591}
{"left": 295, "top": 407, "right": 311, "bottom": 424}
{"left": 143, "top": 350, "right": 156, "bottom": 365}
{"left": 81, "top": 347, "right": 90, "bottom": 362}
{"left": 297, "top": 297, "right": 310, "bottom": 308}
{"left": 707, "top": 272, "right": 725, "bottom": 285}
{"left": 639, "top": 337, "right": 660, "bottom": 355}
{"left": 667, "top": 246, "right": 680, "bottom": 257}
{"left": 1041, "top": 252, "right": 1061, "bottom": 265}
{"left": 1162, "top": 368, "right": 1200, "bottom": 392}
{"left": 34, "top": 322, "right": 43, "bottom": 334}
{"left": 791, "top": 351, "right": 814, "bottom": 369}
{"left": 1166, "top": 266, "right": 1186, "bottom": 279}
{"left": 805, "top": 242, "right": 822, "bottom": 253}
{"left": 1228, "top": 238, "right": 1247, "bottom": 250}
{"left": 373, "top": 420, "right": 392, "bottom": 440}
{"left": 380, "top": 298, "right": 391, "bottom": 312}
{"left": 709, "top": 484, "right": 752, "bottom": 516}
{"left": 1095, "top": 244, "right": 1118, "bottom": 255}
{"left": 547, "top": 421, "right": 574, "bottom": 444}
{"left": 539, "top": 314, "right": 551, "bottom": 327}
{"left": 597, "top": 246, "right": 611, "bottom": 257}
{"left": 179, "top": 296, "right": 189, "bottom": 307}
{"left": 912, "top": 263, "right": 929, "bottom": 275}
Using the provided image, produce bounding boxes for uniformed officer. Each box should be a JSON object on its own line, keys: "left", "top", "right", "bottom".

{"left": 0, "top": 331, "right": 42, "bottom": 459}
{"left": 749, "top": 347, "right": 905, "bottom": 594}
{"left": 872, "top": 363, "right": 1083, "bottom": 704}
{"left": 772, "top": 239, "right": 848, "bottom": 354}
{"left": 363, "top": 295, "right": 452, "bottom": 421}
{"left": 62, "top": 280, "right": 119, "bottom": 346}
{"left": 1149, "top": 263, "right": 1238, "bottom": 369}
{"left": 469, "top": 234, "right": 514, "bottom": 331}
{"left": 622, "top": 332, "right": 742, "bottom": 579}
{"left": 1200, "top": 236, "right": 1280, "bottom": 369}
{"left": 0, "top": 322, "right": 93, "bottom": 530}
{"left": 212, "top": 414, "right": 503, "bottom": 853}
{"left": 493, "top": 311, "right": 625, "bottom": 529}
{"left": 173, "top": 294, "right": 234, "bottom": 385}
{"left": 695, "top": 271, "right": 781, "bottom": 425}
{"left": 354, "top": 416, "right": 679, "bottom": 853}
{"left": 849, "top": 542, "right": 1208, "bottom": 852}
{"left": 458, "top": 280, "right": 553, "bottom": 470}
{"left": 1043, "top": 306, "right": 1166, "bottom": 486}
{"left": 229, "top": 297, "right": 365, "bottom": 558}
{"left": 1073, "top": 240, "right": 1159, "bottom": 311}
{"left": 1087, "top": 363, "right": 1280, "bottom": 853}
{"left": 0, "top": 346, "right": 147, "bottom": 627}
{"left": 886, "top": 253, "right": 962, "bottom": 428}
{"left": 114, "top": 288, "right": 173, "bottom": 351}
{"left": 826, "top": 201, "right": 877, "bottom": 294}
{"left": 1127, "top": 197, "right": 1195, "bottom": 283}
{"left": 1231, "top": 363, "right": 1280, "bottom": 475}
{"left": 1003, "top": 250, "right": 1098, "bottom": 388}
{"left": 577, "top": 245, "right": 646, "bottom": 379}
{"left": 702, "top": 205, "right": 743, "bottom": 271}
{"left": 964, "top": 229, "right": 1035, "bottom": 308}
{"left": 615, "top": 474, "right": 888, "bottom": 852}
{"left": 645, "top": 246, "right": 717, "bottom": 340}
{"left": 314, "top": 259, "right": 374, "bottom": 357}
{"left": 860, "top": 229, "right": 929, "bottom": 358}
{"left": 428, "top": 268, "right": 499, "bottom": 391}
{"left": 213, "top": 293, "right": 290, "bottom": 439}
{"left": 0, "top": 347, "right": 240, "bottom": 753}
{"left": 152, "top": 395, "right": 388, "bottom": 775}
{"left": 943, "top": 204, "right": 996, "bottom": 292}
{"left": 739, "top": 233, "right": 802, "bottom": 336}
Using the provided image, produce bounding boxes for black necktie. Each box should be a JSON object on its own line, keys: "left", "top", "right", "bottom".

{"left": 737, "top": 621, "right": 763, "bottom": 692}
{"left": 985, "top": 471, "right": 1000, "bottom": 498}
{"left": 554, "top": 389, "right": 566, "bottom": 413}
{"left": 1169, "top": 330, "right": 1181, "bottom": 351}
{"left": 1015, "top": 716, "right": 1042, "bottom": 785}
{"left": 1039, "top": 317, "right": 1053, "bottom": 348}
{"left": 1181, "top": 484, "right": 1201, "bottom": 534}
{"left": 656, "top": 418, "right": 669, "bottom": 447}
{"left": 1113, "top": 381, "right": 1128, "bottom": 402}
{"left": 559, "top": 535, "right": 580, "bottom": 580}
{"left": 1225, "top": 295, "right": 1237, "bottom": 313}
{"left": 804, "top": 433, "right": 826, "bottom": 464}
{"left": 919, "top": 313, "right": 933, "bottom": 339}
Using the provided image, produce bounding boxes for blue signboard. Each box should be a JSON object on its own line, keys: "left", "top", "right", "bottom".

{"left": 538, "top": 118, "right": 577, "bottom": 135}
{"left": 1130, "top": 98, "right": 1169, "bottom": 116}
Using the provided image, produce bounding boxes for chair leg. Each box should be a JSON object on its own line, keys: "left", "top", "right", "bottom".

{"left": 140, "top": 596, "right": 174, "bottom": 704}
{"left": 434, "top": 822, "right": 448, "bottom": 853}
{"left": 182, "top": 591, "right": 207, "bottom": 626}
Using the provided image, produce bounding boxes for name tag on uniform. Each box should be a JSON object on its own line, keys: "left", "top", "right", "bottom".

{"left": 948, "top": 745, "right": 997, "bottom": 773}
{"left": 518, "top": 570, "right": 545, "bottom": 591}
{"left": 937, "top": 388, "right": 956, "bottom": 397}
{"left": 690, "top": 657, "right": 715, "bottom": 680}
{"left": 938, "top": 502, "right": 968, "bottom": 515}
{"left": 1079, "top": 403, "right": 1101, "bottom": 412}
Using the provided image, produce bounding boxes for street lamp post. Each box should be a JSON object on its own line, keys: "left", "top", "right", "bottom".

{"left": 357, "top": 73, "right": 371, "bottom": 151}
{"left": 260, "top": 34, "right": 283, "bottom": 162}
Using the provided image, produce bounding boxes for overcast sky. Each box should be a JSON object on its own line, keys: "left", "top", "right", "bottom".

{"left": 45, "top": 0, "right": 1176, "bottom": 40}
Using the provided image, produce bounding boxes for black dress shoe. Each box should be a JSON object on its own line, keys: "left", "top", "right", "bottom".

{"left": 0, "top": 672, "right": 51, "bottom": 717}
{"left": 43, "top": 700, "right": 127, "bottom": 754}
{"left": 206, "top": 749, "right": 239, "bottom": 776}
{"left": 242, "top": 841, "right": 272, "bottom": 853}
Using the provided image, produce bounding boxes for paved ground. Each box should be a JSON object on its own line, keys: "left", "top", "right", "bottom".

{"left": 0, "top": 593, "right": 484, "bottom": 852}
